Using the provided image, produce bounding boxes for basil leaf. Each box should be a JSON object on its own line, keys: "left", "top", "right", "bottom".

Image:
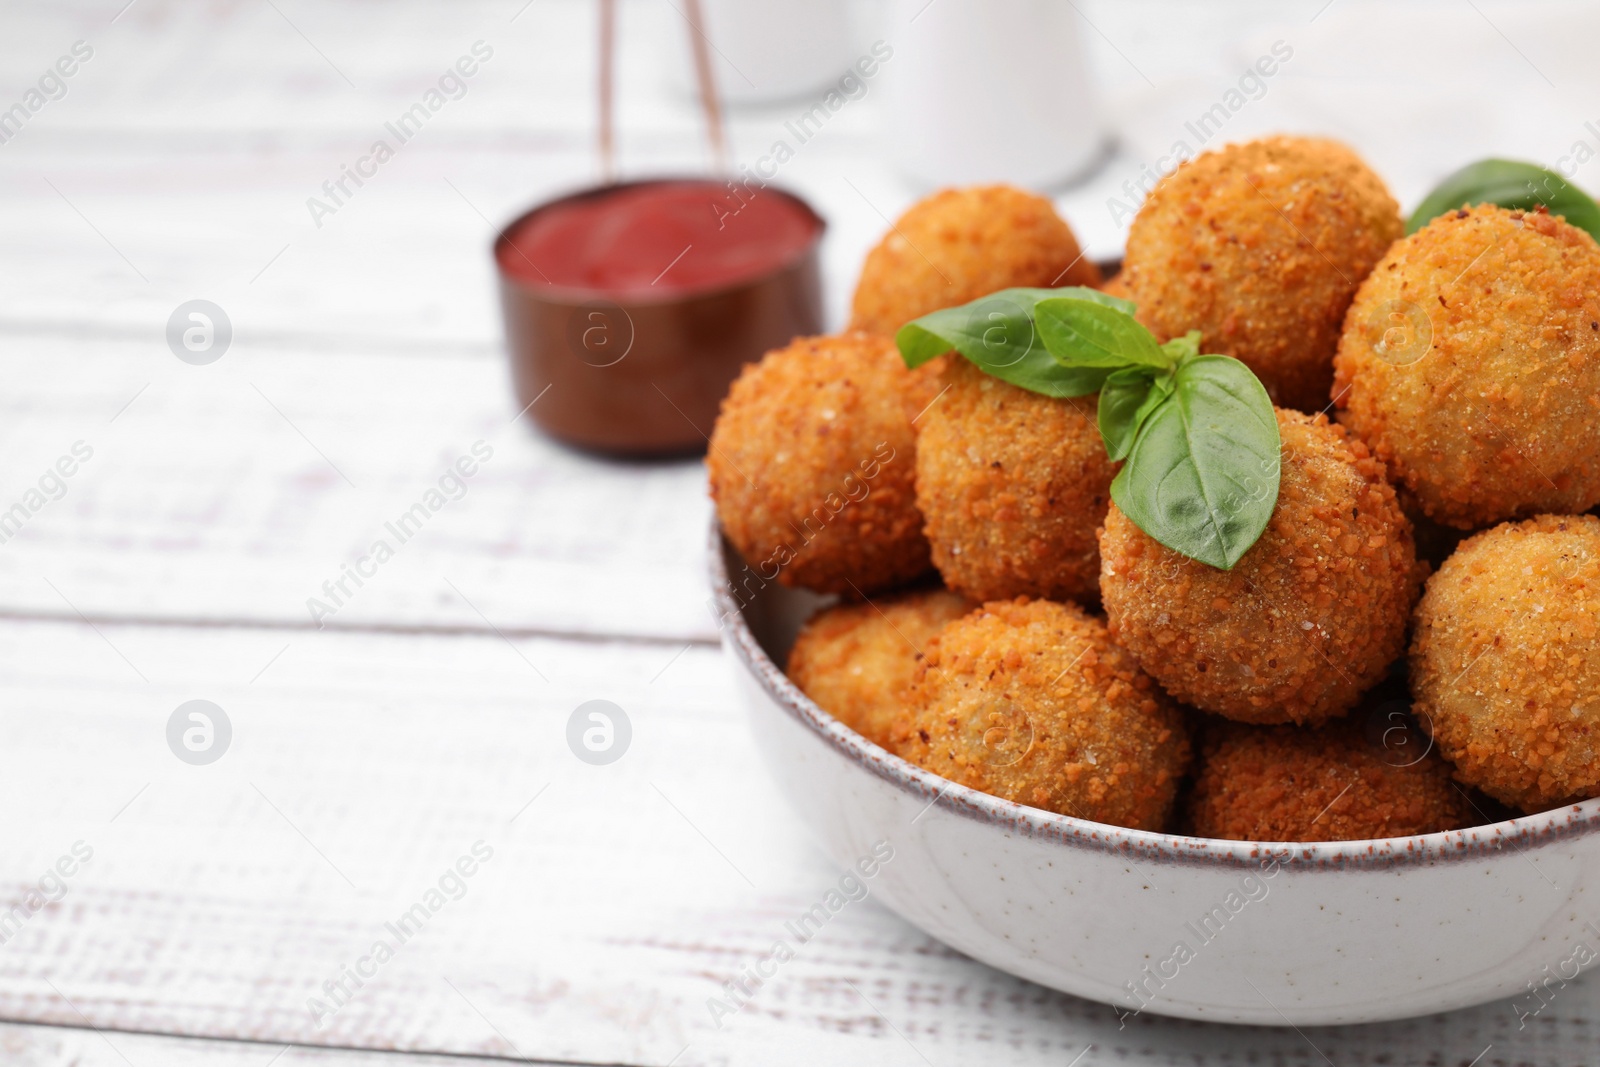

{"left": 1036, "top": 297, "right": 1170, "bottom": 369}
{"left": 1004, "top": 285, "right": 1136, "bottom": 316}
{"left": 1407, "top": 158, "right": 1600, "bottom": 241}
{"left": 1160, "top": 330, "right": 1202, "bottom": 363}
{"left": 895, "top": 287, "right": 1126, "bottom": 398}
{"left": 1110, "top": 355, "right": 1280, "bottom": 570}
{"left": 1098, "top": 366, "right": 1169, "bottom": 461}
{"left": 977, "top": 350, "right": 1113, "bottom": 399}
{"left": 897, "top": 317, "right": 968, "bottom": 369}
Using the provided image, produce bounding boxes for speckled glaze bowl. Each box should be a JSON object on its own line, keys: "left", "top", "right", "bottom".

{"left": 710, "top": 527, "right": 1600, "bottom": 1027}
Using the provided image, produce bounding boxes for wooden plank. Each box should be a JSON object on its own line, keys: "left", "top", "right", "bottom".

{"left": 0, "top": 1021, "right": 563, "bottom": 1067}
{"left": 0, "top": 137, "right": 904, "bottom": 349}
{"left": 1, "top": 616, "right": 1594, "bottom": 1066}
{"left": 0, "top": 616, "right": 1079, "bottom": 1066}
{"left": 0, "top": 335, "right": 717, "bottom": 642}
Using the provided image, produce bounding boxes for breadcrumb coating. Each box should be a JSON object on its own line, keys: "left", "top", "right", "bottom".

{"left": 1333, "top": 204, "right": 1600, "bottom": 529}
{"left": 1186, "top": 716, "right": 1473, "bottom": 842}
{"left": 889, "top": 597, "right": 1191, "bottom": 831}
{"left": 1123, "top": 136, "right": 1402, "bottom": 413}
{"left": 1100, "top": 409, "right": 1421, "bottom": 724}
{"left": 849, "top": 185, "right": 1101, "bottom": 337}
{"left": 786, "top": 588, "right": 974, "bottom": 748}
{"left": 915, "top": 358, "right": 1117, "bottom": 604}
{"left": 1410, "top": 514, "right": 1600, "bottom": 811}
{"left": 709, "top": 333, "right": 934, "bottom": 594}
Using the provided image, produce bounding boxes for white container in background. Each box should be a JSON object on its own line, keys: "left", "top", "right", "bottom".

{"left": 879, "top": 0, "right": 1105, "bottom": 188}
{"left": 692, "top": 0, "right": 860, "bottom": 105}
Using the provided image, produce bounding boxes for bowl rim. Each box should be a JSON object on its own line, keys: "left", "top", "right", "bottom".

{"left": 709, "top": 521, "right": 1600, "bottom": 872}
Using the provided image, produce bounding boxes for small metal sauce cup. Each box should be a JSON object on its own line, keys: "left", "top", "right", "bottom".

{"left": 495, "top": 178, "right": 826, "bottom": 456}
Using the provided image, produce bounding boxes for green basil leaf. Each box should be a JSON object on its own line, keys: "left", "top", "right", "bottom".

{"left": 1407, "top": 158, "right": 1600, "bottom": 241}
{"left": 1035, "top": 297, "right": 1170, "bottom": 369}
{"left": 1110, "top": 355, "right": 1280, "bottom": 570}
{"left": 975, "top": 349, "right": 1112, "bottom": 399}
{"left": 1098, "top": 366, "right": 1167, "bottom": 461}
{"left": 1160, "top": 329, "right": 1202, "bottom": 363}
{"left": 895, "top": 287, "right": 1126, "bottom": 398}
{"left": 896, "top": 317, "right": 967, "bottom": 369}
{"left": 1004, "top": 285, "right": 1137, "bottom": 315}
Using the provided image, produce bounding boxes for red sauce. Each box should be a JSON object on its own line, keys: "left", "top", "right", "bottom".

{"left": 499, "top": 179, "right": 821, "bottom": 297}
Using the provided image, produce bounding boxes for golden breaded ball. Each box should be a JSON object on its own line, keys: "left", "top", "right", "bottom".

{"left": 889, "top": 597, "right": 1191, "bottom": 831}
{"left": 709, "top": 333, "right": 933, "bottom": 595}
{"left": 1123, "top": 136, "right": 1402, "bottom": 412}
{"left": 1411, "top": 514, "right": 1600, "bottom": 812}
{"left": 915, "top": 358, "right": 1117, "bottom": 604}
{"left": 1186, "top": 716, "right": 1473, "bottom": 842}
{"left": 849, "top": 185, "right": 1101, "bottom": 337}
{"left": 786, "top": 588, "right": 974, "bottom": 748}
{"left": 1333, "top": 205, "right": 1600, "bottom": 530}
{"left": 1099, "top": 272, "right": 1130, "bottom": 301}
{"left": 1100, "top": 410, "right": 1420, "bottom": 725}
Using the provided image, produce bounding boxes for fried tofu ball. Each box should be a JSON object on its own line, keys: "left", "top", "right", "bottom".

{"left": 1333, "top": 205, "right": 1600, "bottom": 530}
{"left": 1186, "top": 716, "right": 1474, "bottom": 842}
{"left": 786, "top": 589, "right": 974, "bottom": 748}
{"left": 1100, "top": 409, "right": 1421, "bottom": 725}
{"left": 890, "top": 597, "right": 1191, "bottom": 831}
{"left": 1411, "top": 514, "right": 1600, "bottom": 811}
{"left": 709, "top": 333, "right": 933, "bottom": 595}
{"left": 915, "top": 358, "right": 1117, "bottom": 604}
{"left": 1123, "top": 136, "right": 1402, "bottom": 412}
{"left": 849, "top": 185, "right": 1101, "bottom": 337}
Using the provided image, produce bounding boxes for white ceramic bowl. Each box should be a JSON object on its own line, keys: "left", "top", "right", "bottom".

{"left": 710, "top": 528, "right": 1600, "bottom": 1027}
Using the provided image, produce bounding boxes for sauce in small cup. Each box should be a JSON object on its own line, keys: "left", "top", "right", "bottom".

{"left": 496, "top": 178, "right": 826, "bottom": 455}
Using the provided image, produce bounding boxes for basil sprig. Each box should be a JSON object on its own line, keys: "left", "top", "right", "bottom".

{"left": 1408, "top": 158, "right": 1600, "bottom": 241}
{"left": 896, "top": 290, "right": 1281, "bottom": 570}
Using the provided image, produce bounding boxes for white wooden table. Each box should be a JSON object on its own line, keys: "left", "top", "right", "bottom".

{"left": 3, "top": 1, "right": 1599, "bottom": 1063}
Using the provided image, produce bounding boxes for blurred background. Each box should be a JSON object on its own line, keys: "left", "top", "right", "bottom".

{"left": 1, "top": 1, "right": 1598, "bottom": 1065}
